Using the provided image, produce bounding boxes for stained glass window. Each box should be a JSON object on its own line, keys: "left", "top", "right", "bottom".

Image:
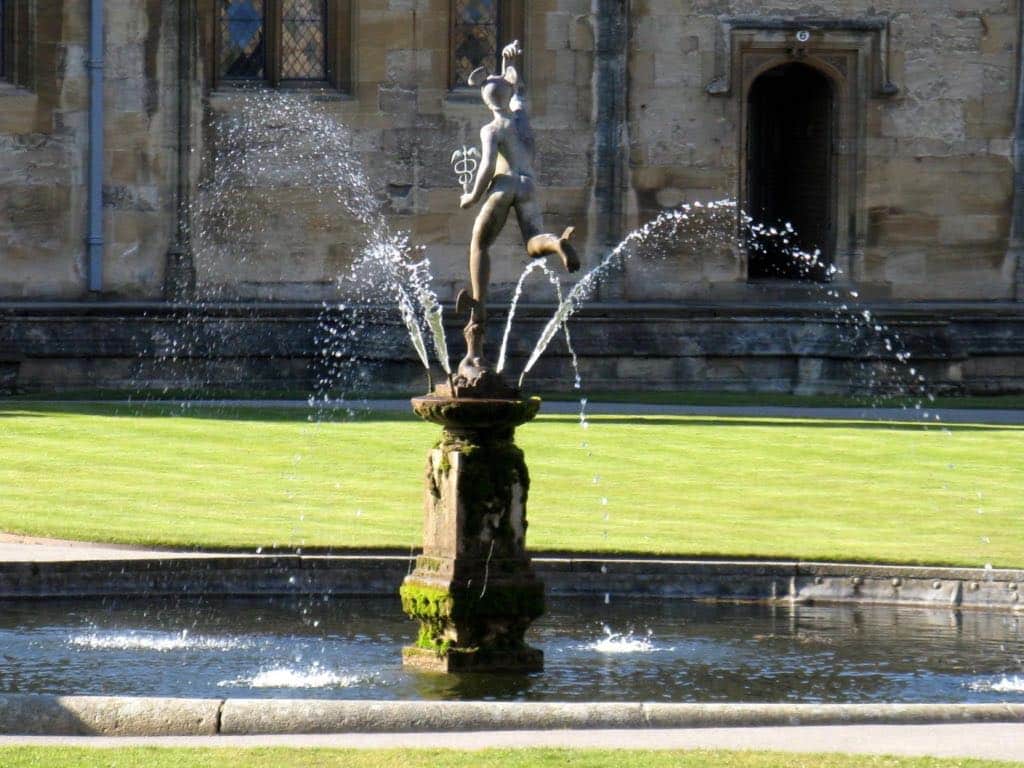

{"left": 452, "top": 0, "right": 501, "bottom": 88}
{"left": 219, "top": 0, "right": 266, "bottom": 80}
{"left": 282, "top": 0, "right": 326, "bottom": 80}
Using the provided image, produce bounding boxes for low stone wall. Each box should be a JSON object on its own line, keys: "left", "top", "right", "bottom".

{"left": 1, "top": 300, "right": 1024, "bottom": 395}
{"left": 1, "top": 555, "right": 1020, "bottom": 612}
{"left": 0, "top": 695, "right": 1020, "bottom": 736}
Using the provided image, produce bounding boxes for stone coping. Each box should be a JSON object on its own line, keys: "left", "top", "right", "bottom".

{"left": 0, "top": 696, "right": 1019, "bottom": 737}
{"left": 0, "top": 555, "right": 1021, "bottom": 611}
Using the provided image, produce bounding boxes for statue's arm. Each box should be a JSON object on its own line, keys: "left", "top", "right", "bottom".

{"left": 461, "top": 126, "right": 497, "bottom": 209}
{"left": 501, "top": 40, "right": 526, "bottom": 115}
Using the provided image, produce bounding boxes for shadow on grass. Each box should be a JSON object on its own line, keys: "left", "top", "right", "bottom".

{"left": 538, "top": 415, "right": 1024, "bottom": 433}
{"left": 2, "top": 403, "right": 1021, "bottom": 432}
{"left": 0, "top": 403, "right": 419, "bottom": 424}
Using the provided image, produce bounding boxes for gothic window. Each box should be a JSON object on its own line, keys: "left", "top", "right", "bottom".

{"left": 449, "top": 1, "right": 523, "bottom": 89}
{"left": 216, "top": 0, "right": 350, "bottom": 88}
{"left": 0, "top": 0, "right": 31, "bottom": 89}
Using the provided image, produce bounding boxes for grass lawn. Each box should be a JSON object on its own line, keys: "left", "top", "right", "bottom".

{"left": 0, "top": 402, "right": 1020, "bottom": 567}
{"left": 0, "top": 749, "right": 1020, "bottom": 768}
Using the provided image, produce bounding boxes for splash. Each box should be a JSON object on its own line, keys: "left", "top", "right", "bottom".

{"left": 218, "top": 663, "right": 367, "bottom": 689}
{"left": 69, "top": 630, "right": 248, "bottom": 652}
{"left": 968, "top": 675, "right": 1024, "bottom": 693}
{"left": 587, "top": 626, "right": 664, "bottom": 654}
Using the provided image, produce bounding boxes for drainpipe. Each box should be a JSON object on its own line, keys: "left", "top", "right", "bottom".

{"left": 86, "top": 0, "right": 105, "bottom": 293}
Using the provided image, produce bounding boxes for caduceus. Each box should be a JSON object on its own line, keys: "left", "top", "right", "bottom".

{"left": 450, "top": 146, "right": 480, "bottom": 194}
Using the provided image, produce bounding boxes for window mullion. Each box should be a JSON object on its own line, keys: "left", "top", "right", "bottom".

{"left": 329, "top": 0, "right": 351, "bottom": 91}
{"left": 266, "top": 0, "right": 281, "bottom": 86}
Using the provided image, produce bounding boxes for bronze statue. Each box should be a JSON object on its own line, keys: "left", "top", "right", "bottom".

{"left": 454, "top": 40, "right": 580, "bottom": 388}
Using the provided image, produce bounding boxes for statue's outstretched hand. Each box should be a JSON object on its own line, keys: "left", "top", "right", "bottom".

{"left": 460, "top": 193, "right": 475, "bottom": 210}
{"left": 502, "top": 40, "right": 522, "bottom": 61}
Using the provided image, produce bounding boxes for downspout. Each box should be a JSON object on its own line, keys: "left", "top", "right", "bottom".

{"left": 86, "top": 0, "right": 104, "bottom": 293}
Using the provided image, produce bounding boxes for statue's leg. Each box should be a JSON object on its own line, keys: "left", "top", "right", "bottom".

{"left": 469, "top": 186, "right": 514, "bottom": 326}
{"left": 457, "top": 186, "right": 514, "bottom": 377}
{"left": 516, "top": 197, "right": 580, "bottom": 273}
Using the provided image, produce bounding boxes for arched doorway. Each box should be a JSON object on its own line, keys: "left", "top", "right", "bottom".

{"left": 746, "top": 62, "right": 835, "bottom": 280}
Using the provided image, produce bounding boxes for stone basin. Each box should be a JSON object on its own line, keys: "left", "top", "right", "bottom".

{"left": 410, "top": 395, "right": 541, "bottom": 433}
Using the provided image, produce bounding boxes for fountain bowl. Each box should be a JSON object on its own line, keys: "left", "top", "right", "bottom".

{"left": 411, "top": 394, "right": 541, "bottom": 433}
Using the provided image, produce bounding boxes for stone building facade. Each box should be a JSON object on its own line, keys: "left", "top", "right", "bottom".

{"left": 1, "top": 0, "right": 1023, "bottom": 394}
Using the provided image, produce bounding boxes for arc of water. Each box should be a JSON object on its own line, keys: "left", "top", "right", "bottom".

{"left": 408, "top": 256, "right": 451, "bottom": 375}
{"left": 498, "top": 260, "right": 585, "bottom": 382}
{"left": 195, "top": 92, "right": 451, "bottom": 389}
{"left": 517, "top": 204, "right": 740, "bottom": 386}
{"left": 517, "top": 229, "right": 638, "bottom": 386}
{"left": 496, "top": 260, "right": 547, "bottom": 374}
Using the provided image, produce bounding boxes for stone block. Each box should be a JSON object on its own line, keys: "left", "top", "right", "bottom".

{"left": 545, "top": 12, "right": 571, "bottom": 50}
{"left": 0, "top": 695, "right": 220, "bottom": 736}
{"left": 980, "top": 14, "right": 1017, "bottom": 54}
{"left": 937, "top": 215, "right": 1009, "bottom": 246}
{"left": 868, "top": 208, "right": 940, "bottom": 247}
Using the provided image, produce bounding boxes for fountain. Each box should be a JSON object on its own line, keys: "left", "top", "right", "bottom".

{"left": 1, "top": 52, "right": 1022, "bottom": 726}
{"left": 400, "top": 41, "right": 577, "bottom": 673}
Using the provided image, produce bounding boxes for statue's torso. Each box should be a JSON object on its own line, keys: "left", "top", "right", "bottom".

{"left": 491, "top": 112, "right": 535, "bottom": 185}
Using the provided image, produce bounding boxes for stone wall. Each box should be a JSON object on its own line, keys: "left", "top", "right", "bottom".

{"left": 2, "top": 2, "right": 1021, "bottom": 303}
{"left": 0, "top": 0, "right": 178, "bottom": 300}
{"left": 1, "top": 2, "right": 1024, "bottom": 394}
{"left": 626, "top": 0, "right": 1020, "bottom": 301}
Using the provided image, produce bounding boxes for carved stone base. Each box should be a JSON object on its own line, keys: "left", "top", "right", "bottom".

{"left": 402, "top": 392, "right": 545, "bottom": 673}
{"left": 402, "top": 644, "right": 543, "bottom": 673}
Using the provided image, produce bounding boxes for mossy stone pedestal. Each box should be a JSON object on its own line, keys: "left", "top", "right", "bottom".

{"left": 401, "top": 394, "right": 545, "bottom": 673}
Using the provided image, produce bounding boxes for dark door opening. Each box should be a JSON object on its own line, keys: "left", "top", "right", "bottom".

{"left": 746, "top": 63, "right": 834, "bottom": 280}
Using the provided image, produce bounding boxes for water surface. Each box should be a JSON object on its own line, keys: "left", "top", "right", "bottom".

{"left": 1, "top": 596, "right": 1020, "bottom": 703}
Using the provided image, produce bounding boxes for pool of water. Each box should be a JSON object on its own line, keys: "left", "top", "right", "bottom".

{"left": 1, "top": 596, "right": 1021, "bottom": 702}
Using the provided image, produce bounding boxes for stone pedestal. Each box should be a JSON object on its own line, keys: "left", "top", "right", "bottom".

{"left": 400, "top": 394, "right": 545, "bottom": 673}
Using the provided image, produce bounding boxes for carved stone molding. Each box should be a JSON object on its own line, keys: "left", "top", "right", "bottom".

{"left": 706, "top": 16, "right": 898, "bottom": 99}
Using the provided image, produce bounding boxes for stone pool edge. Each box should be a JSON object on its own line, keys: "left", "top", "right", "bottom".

{"left": 0, "top": 556, "right": 1021, "bottom": 612}
{"left": 0, "top": 696, "right": 1021, "bottom": 736}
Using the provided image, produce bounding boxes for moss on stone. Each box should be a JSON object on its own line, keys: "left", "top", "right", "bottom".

{"left": 415, "top": 556, "right": 443, "bottom": 572}
{"left": 400, "top": 582, "right": 452, "bottom": 619}
{"left": 434, "top": 437, "right": 530, "bottom": 545}
{"left": 402, "top": 579, "right": 544, "bottom": 623}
